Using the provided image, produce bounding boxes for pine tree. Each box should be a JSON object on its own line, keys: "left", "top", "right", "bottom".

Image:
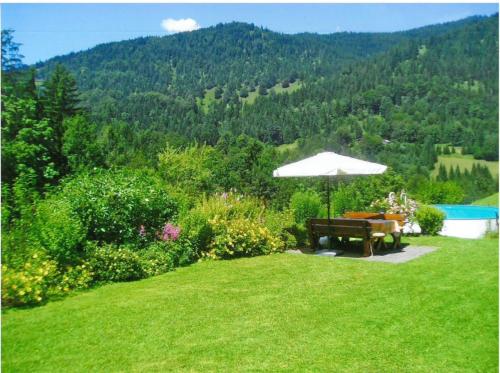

{"left": 41, "top": 64, "right": 80, "bottom": 173}
{"left": 437, "top": 163, "right": 448, "bottom": 181}
{"left": 1, "top": 29, "right": 24, "bottom": 72}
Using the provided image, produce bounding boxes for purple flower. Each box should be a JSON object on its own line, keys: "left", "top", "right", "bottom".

{"left": 221, "top": 192, "right": 228, "bottom": 200}
{"left": 161, "top": 223, "right": 181, "bottom": 241}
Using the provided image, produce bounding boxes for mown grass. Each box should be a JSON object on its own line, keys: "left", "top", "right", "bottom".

{"left": 2, "top": 236, "right": 498, "bottom": 372}
{"left": 472, "top": 193, "right": 499, "bottom": 207}
{"left": 432, "top": 152, "right": 498, "bottom": 179}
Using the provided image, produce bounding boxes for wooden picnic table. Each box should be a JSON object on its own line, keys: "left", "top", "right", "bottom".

{"left": 366, "top": 219, "right": 401, "bottom": 250}
{"left": 307, "top": 218, "right": 401, "bottom": 257}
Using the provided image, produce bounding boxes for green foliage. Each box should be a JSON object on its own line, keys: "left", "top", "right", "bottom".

{"left": 1, "top": 253, "right": 58, "bottom": 307}
{"left": 414, "top": 180, "right": 465, "bottom": 204}
{"left": 86, "top": 244, "right": 145, "bottom": 283}
{"left": 262, "top": 208, "right": 296, "bottom": 249}
{"left": 205, "top": 217, "right": 284, "bottom": 260}
{"left": 331, "top": 171, "right": 406, "bottom": 216}
{"left": 138, "top": 242, "right": 175, "bottom": 277}
{"left": 62, "top": 115, "right": 103, "bottom": 172}
{"left": 161, "top": 237, "right": 199, "bottom": 267}
{"left": 1, "top": 29, "right": 24, "bottom": 72}
{"left": 415, "top": 206, "right": 445, "bottom": 235}
{"left": 290, "top": 190, "right": 323, "bottom": 224}
{"left": 58, "top": 169, "right": 178, "bottom": 244}
{"left": 33, "top": 197, "right": 86, "bottom": 264}
{"left": 158, "top": 144, "right": 218, "bottom": 197}
{"left": 57, "top": 264, "right": 94, "bottom": 292}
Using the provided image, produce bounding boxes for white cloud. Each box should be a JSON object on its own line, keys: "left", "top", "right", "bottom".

{"left": 161, "top": 18, "right": 200, "bottom": 33}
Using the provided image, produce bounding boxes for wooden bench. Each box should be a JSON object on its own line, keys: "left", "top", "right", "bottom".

{"left": 307, "top": 218, "right": 373, "bottom": 257}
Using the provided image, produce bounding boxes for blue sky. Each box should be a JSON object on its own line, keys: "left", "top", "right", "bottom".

{"left": 2, "top": 3, "right": 498, "bottom": 65}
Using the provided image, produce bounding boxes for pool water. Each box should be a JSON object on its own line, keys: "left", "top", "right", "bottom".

{"left": 434, "top": 204, "right": 499, "bottom": 220}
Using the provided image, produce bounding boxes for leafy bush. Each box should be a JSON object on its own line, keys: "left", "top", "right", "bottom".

{"left": 416, "top": 206, "right": 445, "bottom": 235}
{"left": 1, "top": 253, "right": 58, "bottom": 307}
{"left": 86, "top": 243, "right": 145, "bottom": 282}
{"left": 162, "top": 237, "right": 198, "bottom": 267}
{"left": 286, "top": 224, "right": 309, "bottom": 248}
{"left": 179, "top": 208, "right": 214, "bottom": 251}
{"left": 56, "top": 169, "right": 179, "bottom": 244}
{"left": 33, "top": 198, "right": 86, "bottom": 263}
{"left": 180, "top": 192, "right": 265, "bottom": 251}
{"left": 158, "top": 145, "right": 219, "bottom": 197}
{"left": 57, "top": 264, "right": 94, "bottom": 292}
{"left": 415, "top": 181, "right": 465, "bottom": 204}
{"left": 205, "top": 217, "right": 284, "bottom": 260}
{"left": 332, "top": 171, "right": 406, "bottom": 215}
{"left": 138, "top": 242, "right": 175, "bottom": 277}
{"left": 263, "top": 208, "right": 297, "bottom": 249}
{"left": 290, "top": 190, "right": 323, "bottom": 224}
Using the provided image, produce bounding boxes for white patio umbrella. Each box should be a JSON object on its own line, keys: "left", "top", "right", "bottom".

{"left": 273, "top": 152, "right": 387, "bottom": 221}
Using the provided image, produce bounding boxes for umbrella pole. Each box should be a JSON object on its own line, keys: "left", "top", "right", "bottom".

{"left": 327, "top": 176, "right": 331, "bottom": 223}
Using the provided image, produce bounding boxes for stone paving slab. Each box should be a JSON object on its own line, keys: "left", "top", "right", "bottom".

{"left": 286, "top": 246, "right": 437, "bottom": 264}
{"left": 341, "top": 246, "right": 436, "bottom": 263}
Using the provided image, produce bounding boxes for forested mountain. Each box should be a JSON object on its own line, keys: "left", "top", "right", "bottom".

{"left": 35, "top": 22, "right": 413, "bottom": 98}
{"left": 35, "top": 16, "right": 496, "bottom": 125}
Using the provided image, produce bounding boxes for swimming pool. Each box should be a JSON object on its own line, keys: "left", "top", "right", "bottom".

{"left": 434, "top": 205, "right": 499, "bottom": 220}
{"left": 434, "top": 204, "right": 499, "bottom": 239}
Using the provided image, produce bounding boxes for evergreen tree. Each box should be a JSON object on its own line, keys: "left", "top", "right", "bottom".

{"left": 437, "top": 163, "right": 448, "bottom": 182}
{"left": 41, "top": 64, "right": 80, "bottom": 173}
{"left": 1, "top": 29, "right": 24, "bottom": 72}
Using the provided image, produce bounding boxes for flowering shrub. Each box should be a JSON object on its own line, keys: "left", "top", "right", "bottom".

{"left": 159, "top": 223, "right": 181, "bottom": 241}
{"left": 204, "top": 217, "right": 284, "bottom": 260}
{"left": 179, "top": 192, "right": 265, "bottom": 252}
{"left": 138, "top": 242, "right": 175, "bottom": 277}
{"left": 55, "top": 169, "right": 178, "bottom": 245}
{"left": 370, "top": 190, "right": 418, "bottom": 222}
{"left": 1, "top": 254, "right": 58, "bottom": 307}
{"left": 57, "top": 264, "right": 94, "bottom": 293}
{"left": 86, "top": 244, "right": 145, "bottom": 282}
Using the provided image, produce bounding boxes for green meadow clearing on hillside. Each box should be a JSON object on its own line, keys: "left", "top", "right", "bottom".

{"left": 432, "top": 151, "right": 499, "bottom": 179}
{"left": 196, "top": 81, "right": 302, "bottom": 111}
{"left": 3, "top": 236, "right": 498, "bottom": 372}
{"left": 472, "top": 193, "right": 499, "bottom": 206}
{"left": 241, "top": 81, "right": 302, "bottom": 105}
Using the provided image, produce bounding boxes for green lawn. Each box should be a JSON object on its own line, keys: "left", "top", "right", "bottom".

{"left": 472, "top": 193, "right": 499, "bottom": 207}
{"left": 3, "top": 236, "right": 498, "bottom": 372}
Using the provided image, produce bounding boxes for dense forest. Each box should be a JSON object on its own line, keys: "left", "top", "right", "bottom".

{"left": 1, "top": 14, "right": 498, "bottom": 307}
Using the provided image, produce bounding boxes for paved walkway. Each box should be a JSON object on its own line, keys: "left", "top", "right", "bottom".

{"left": 287, "top": 245, "right": 436, "bottom": 264}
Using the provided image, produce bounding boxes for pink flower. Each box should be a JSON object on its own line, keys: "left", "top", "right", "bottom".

{"left": 139, "top": 225, "right": 146, "bottom": 237}
{"left": 161, "top": 223, "right": 181, "bottom": 241}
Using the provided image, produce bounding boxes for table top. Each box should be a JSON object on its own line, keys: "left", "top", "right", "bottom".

{"left": 366, "top": 219, "right": 400, "bottom": 234}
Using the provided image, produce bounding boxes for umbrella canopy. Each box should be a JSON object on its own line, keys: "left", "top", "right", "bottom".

{"left": 273, "top": 152, "right": 387, "bottom": 221}
{"left": 273, "top": 152, "right": 387, "bottom": 177}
